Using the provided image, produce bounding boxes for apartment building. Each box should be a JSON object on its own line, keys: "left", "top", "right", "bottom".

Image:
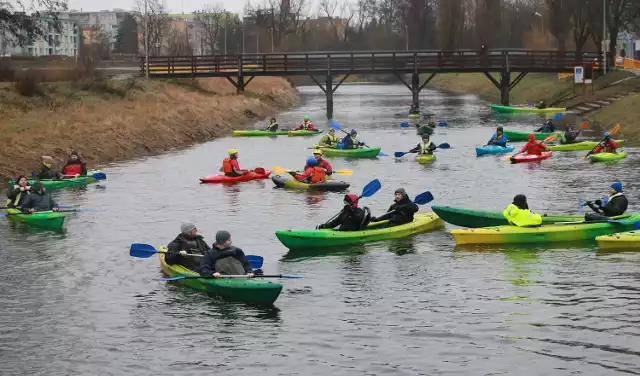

{"left": 0, "top": 13, "right": 80, "bottom": 57}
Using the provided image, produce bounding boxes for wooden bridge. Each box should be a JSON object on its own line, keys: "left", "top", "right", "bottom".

{"left": 141, "top": 50, "right": 601, "bottom": 118}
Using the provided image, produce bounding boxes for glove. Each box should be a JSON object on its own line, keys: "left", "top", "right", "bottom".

{"left": 317, "top": 224, "right": 327, "bottom": 229}
{"left": 586, "top": 201, "right": 593, "bottom": 206}
{"left": 594, "top": 200, "right": 602, "bottom": 206}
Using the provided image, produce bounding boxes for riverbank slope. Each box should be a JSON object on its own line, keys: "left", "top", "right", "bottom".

{"left": 0, "top": 76, "right": 299, "bottom": 182}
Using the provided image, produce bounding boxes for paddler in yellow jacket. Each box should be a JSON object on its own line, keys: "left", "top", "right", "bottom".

{"left": 319, "top": 128, "right": 339, "bottom": 147}
{"left": 503, "top": 194, "right": 542, "bottom": 227}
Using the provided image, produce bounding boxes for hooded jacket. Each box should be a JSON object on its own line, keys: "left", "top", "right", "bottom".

{"left": 588, "top": 193, "right": 628, "bottom": 217}
{"left": 373, "top": 194, "right": 419, "bottom": 225}
{"left": 36, "top": 164, "right": 62, "bottom": 180}
{"left": 200, "top": 246, "right": 252, "bottom": 276}
{"left": 165, "top": 233, "right": 211, "bottom": 272}
{"left": 503, "top": 195, "right": 542, "bottom": 227}
{"left": 520, "top": 135, "right": 548, "bottom": 155}
{"left": 319, "top": 194, "right": 366, "bottom": 231}
{"left": 20, "top": 190, "right": 57, "bottom": 213}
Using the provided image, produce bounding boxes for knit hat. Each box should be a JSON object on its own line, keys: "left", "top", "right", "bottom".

{"left": 344, "top": 193, "right": 359, "bottom": 209}
{"left": 395, "top": 188, "right": 408, "bottom": 199}
{"left": 611, "top": 182, "right": 623, "bottom": 193}
{"left": 181, "top": 222, "right": 196, "bottom": 234}
{"left": 31, "top": 182, "right": 45, "bottom": 191}
{"left": 216, "top": 230, "right": 231, "bottom": 244}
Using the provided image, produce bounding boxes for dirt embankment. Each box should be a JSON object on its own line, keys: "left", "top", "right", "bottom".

{"left": 426, "top": 71, "right": 640, "bottom": 141}
{"left": 0, "top": 76, "right": 299, "bottom": 182}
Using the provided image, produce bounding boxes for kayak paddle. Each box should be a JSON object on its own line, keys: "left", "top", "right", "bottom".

{"left": 319, "top": 179, "right": 382, "bottom": 228}
{"left": 32, "top": 171, "right": 106, "bottom": 181}
{"left": 400, "top": 122, "right": 410, "bottom": 128}
{"left": 394, "top": 143, "right": 450, "bottom": 158}
{"left": 578, "top": 197, "right": 608, "bottom": 209}
{"left": 329, "top": 121, "right": 387, "bottom": 156}
{"left": 413, "top": 191, "right": 434, "bottom": 205}
{"left": 582, "top": 123, "right": 621, "bottom": 160}
{"left": 0, "top": 209, "right": 96, "bottom": 216}
{"left": 160, "top": 274, "right": 304, "bottom": 281}
{"left": 129, "top": 243, "right": 264, "bottom": 269}
{"left": 272, "top": 165, "right": 352, "bottom": 176}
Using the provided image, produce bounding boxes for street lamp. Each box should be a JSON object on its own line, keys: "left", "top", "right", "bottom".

{"left": 144, "top": 0, "right": 148, "bottom": 78}
{"left": 534, "top": 12, "right": 545, "bottom": 48}
{"left": 602, "top": 0, "right": 607, "bottom": 74}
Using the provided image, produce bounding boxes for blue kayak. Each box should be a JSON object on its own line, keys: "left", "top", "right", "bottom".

{"left": 475, "top": 145, "right": 515, "bottom": 156}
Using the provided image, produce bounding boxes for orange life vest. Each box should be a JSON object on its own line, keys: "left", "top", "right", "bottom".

{"left": 222, "top": 158, "right": 234, "bottom": 174}
{"left": 310, "top": 166, "right": 326, "bottom": 183}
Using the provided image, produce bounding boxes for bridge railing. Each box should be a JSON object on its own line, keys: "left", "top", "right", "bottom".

{"left": 140, "top": 50, "right": 601, "bottom": 76}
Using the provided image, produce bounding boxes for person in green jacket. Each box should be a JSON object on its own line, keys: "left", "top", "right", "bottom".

{"left": 319, "top": 128, "right": 339, "bottom": 147}
{"left": 36, "top": 156, "right": 62, "bottom": 180}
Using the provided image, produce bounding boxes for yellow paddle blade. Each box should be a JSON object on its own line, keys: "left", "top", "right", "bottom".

{"left": 272, "top": 165, "right": 288, "bottom": 174}
{"left": 503, "top": 155, "right": 513, "bottom": 161}
{"left": 334, "top": 169, "right": 353, "bottom": 176}
{"left": 543, "top": 133, "right": 558, "bottom": 143}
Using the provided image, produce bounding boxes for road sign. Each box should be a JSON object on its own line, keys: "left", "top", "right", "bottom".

{"left": 574, "top": 66, "right": 584, "bottom": 83}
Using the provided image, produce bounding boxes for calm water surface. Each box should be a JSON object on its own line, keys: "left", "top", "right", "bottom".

{"left": 1, "top": 84, "right": 639, "bottom": 375}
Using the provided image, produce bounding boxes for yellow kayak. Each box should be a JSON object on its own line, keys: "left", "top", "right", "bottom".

{"left": 596, "top": 230, "right": 640, "bottom": 250}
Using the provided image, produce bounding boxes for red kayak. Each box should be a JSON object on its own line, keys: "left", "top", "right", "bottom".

{"left": 200, "top": 168, "right": 272, "bottom": 183}
{"left": 510, "top": 151, "right": 552, "bottom": 164}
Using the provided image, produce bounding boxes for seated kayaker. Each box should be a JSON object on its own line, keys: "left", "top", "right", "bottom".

{"left": 586, "top": 132, "right": 618, "bottom": 156}
{"left": 62, "top": 151, "right": 88, "bottom": 177}
{"left": 292, "top": 157, "right": 326, "bottom": 183}
{"left": 318, "top": 194, "right": 367, "bottom": 231}
{"left": 487, "top": 126, "right": 507, "bottom": 147}
{"left": 266, "top": 117, "right": 279, "bottom": 131}
{"left": 294, "top": 115, "right": 315, "bottom": 131}
{"left": 503, "top": 194, "right": 542, "bottom": 227}
{"left": 560, "top": 125, "right": 580, "bottom": 144}
{"left": 6, "top": 175, "right": 31, "bottom": 208}
{"left": 341, "top": 129, "right": 364, "bottom": 149}
{"left": 585, "top": 182, "right": 628, "bottom": 221}
{"left": 20, "top": 182, "right": 59, "bottom": 213}
{"left": 416, "top": 123, "right": 434, "bottom": 136}
{"left": 222, "top": 149, "right": 248, "bottom": 177}
{"left": 409, "top": 102, "right": 420, "bottom": 115}
{"left": 519, "top": 134, "right": 548, "bottom": 156}
{"left": 410, "top": 134, "right": 437, "bottom": 155}
{"left": 305, "top": 149, "right": 333, "bottom": 176}
{"left": 424, "top": 114, "right": 436, "bottom": 128}
{"left": 165, "top": 223, "right": 211, "bottom": 273}
{"left": 319, "top": 128, "right": 339, "bottom": 147}
{"left": 36, "top": 156, "right": 62, "bottom": 180}
{"left": 370, "top": 188, "right": 419, "bottom": 228}
{"left": 536, "top": 119, "right": 557, "bottom": 133}
{"left": 536, "top": 100, "right": 547, "bottom": 109}
{"left": 200, "top": 230, "right": 253, "bottom": 278}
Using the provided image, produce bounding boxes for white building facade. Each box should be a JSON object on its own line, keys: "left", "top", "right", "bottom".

{"left": 0, "top": 13, "right": 79, "bottom": 57}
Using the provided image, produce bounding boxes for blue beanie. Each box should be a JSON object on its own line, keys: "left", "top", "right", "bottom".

{"left": 611, "top": 182, "right": 623, "bottom": 193}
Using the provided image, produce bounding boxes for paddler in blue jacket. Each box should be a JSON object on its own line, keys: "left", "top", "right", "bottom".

{"left": 486, "top": 126, "right": 508, "bottom": 147}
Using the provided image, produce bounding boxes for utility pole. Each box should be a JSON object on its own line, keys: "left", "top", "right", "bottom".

{"left": 144, "top": 0, "right": 149, "bottom": 78}
{"left": 602, "top": 0, "right": 607, "bottom": 74}
{"left": 224, "top": 22, "right": 227, "bottom": 55}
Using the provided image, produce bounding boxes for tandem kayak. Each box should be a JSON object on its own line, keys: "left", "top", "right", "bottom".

{"left": 288, "top": 129, "right": 323, "bottom": 137}
{"left": 4, "top": 208, "right": 65, "bottom": 231}
{"left": 431, "top": 206, "right": 584, "bottom": 228}
{"left": 9, "top": 170, "right": 106, "bottom": 191}
{"left": 548, "top": 140, "right": 625, "bottom": 152}
{"left": 589, "top": 151, "right": 627, "bottom": 162}
{"left": 232, "top": 130, "right": 289, "bottom": 137}
{"left": 200, "top": 170, "right": 272, "bottom": 184}
{"left": 450, "top": 215, "right": 640, "bottom": 245}
{"left": 503, "top": 130, "right": 556, "bottom": 141}
{"left": 596, "top": 230, "right": 640, "bottom": 250}
{"left": 158, "top": 253, "right": 282, "bottom": 304}
{"left": 511, "top": 151, "right": 552, "bottom": 163}
{"left": 416, "top": 154, "right": 436, "bottom": 163}
{"left": 490, "top": 104, "right": 566, "bottom": 114}
{"left": 319, "top": 147, "right": 381, "bottom": 158}
{"left": 275, "top": 213, "right": 445, "bottom": 249}
{"left": 475, "top": 145, "right": 515, "bottom": 156}
{"left": 271, "top": 174, "right": 350, "bottom": 192}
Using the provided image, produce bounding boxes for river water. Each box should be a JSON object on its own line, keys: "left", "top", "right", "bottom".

{"left": 1, "top": 84, "right": 639, "bottom": 375}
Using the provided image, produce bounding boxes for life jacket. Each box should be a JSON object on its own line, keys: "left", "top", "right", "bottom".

{"left": 302, "top": 121, "right": 314, "bottom": 130}
{"left": 325, "top": 133, "right": 338, "bottom": 144}
{"left": 503, "top": 204, "right": 542, "bottom": 227}
{"left": 222, "top": 158, "right": 234, "bottom": 174}
{"left": 310, "top": 166, "right": 326, "bottom": 183}
{"left": 420, "top": 141, "right": 434, "bottom": 154}
{"left": 63, "top": 164, "right": 82, "bottom": 176}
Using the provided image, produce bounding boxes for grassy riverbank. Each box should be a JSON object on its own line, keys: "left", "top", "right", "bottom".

{"left": 0, "top": 76, "right": 299, "bottom": 182}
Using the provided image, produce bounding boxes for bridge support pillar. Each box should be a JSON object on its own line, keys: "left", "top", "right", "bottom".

{"left": 309, "top": 72, "right": 351, "bottom": 119}
{"left": 483, "top": 71, "right": 527, "bottom": 106}
{"left": 225, "top": 76, "right": 254, "bottom": 93}
{"left": 394, "top": 72, "right": 437, "bottom": 110}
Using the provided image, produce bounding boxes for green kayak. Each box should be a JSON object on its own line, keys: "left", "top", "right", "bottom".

{"left": 288, "top": 129, "right": 323, "bottom": 137}
{"left": 490, "top": 104, "right": 566, "bottom": 113}
{"left": 503, "top": 130, "right": 556, "bottom": 142}
{"left": 4, "top": 208, "right": 65, "bottom": 230}
{"left": 432, "top": 205, "right": 585, "bottom": 228}
{"left": 452, "top": 214, "right": 640, "bottom": 245}
{"left": 319, "top": 147, "right": 381, "bottom": 158}
{"left": 232, "top": 130, "right": 289, "bottom": 137}
{"left": 275, "top": 213, "right": 444, "bottom": 249}
{"left": 159, "top": 253, "right": 282, "bottom": 304}
{"left": 548, "top": 140, "right": 625, "bottom": 151}
{"left": 590, "top": 151, "right": 627, "bottom": 162}
{"left": 8, "top": 170, "right": 106, "bottom": 191}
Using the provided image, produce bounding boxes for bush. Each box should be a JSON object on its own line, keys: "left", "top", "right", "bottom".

{"left": 0, "top": 60, "right": 15, "bottom": 82}
{"left": 14, "top": 74, "right": 44, "bottom": 97}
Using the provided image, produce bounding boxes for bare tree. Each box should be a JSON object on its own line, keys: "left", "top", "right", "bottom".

{"left": 438, "top": 0, "right": 464, "bottom": 49}
{"left": 0, "top": 0, "right": 67, "bottom": 46}
{"left": 194, "top": 4, "right": 225, "bottom": 54}
{"left": 568, "top": 0, "right": 591, "bottom": 55}
{"left": 167, "top": 26, "right": 193, "bottom": 56}
{"left": 606, "top": 0, "right": 637, "bottom": 65}
{"left": 134, "top": 0, "right": 169, "bottom": 56}
{"left": 245, "top": 0, "right": 308, "bottom": 50}
{"left": 547, "top": 0, "right": 572, "bottom": 50}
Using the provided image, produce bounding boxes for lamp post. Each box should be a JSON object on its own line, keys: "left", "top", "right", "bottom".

{"left": 602, "top": 0, "right": 607, "bottom": 74}
{"left": 144, "top": 0, "right": 149, "bottom": 78}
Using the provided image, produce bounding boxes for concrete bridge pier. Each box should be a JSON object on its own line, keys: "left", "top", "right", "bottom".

{"left": 483, "top": 71, "right": 528, "bottom": 105}
{"left": 394, "top": 72, "right": 437, "bottom": 110}
{"left": 309, "top": 71, "right": 352, "bottom": 119}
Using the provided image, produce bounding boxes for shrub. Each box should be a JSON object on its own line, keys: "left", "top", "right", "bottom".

{"left": 14, "top": 74, "right": 44, "bottom": 97}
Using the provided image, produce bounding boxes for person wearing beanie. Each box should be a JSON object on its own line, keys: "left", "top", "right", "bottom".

{"left": 318, "top": 193, "right": 367, "bottom": 231}
{"left": 586, "top": 132, "right": 619, "bottom": 157}
{"left": 586, "top": 182, "right": 628, "bottom": 220}
{"left": 341, "top": 129, "right": 364, "bottom": 150}
{"left": 319, "top": 128, "right": 339, "bottom": 147}
{"left": 165, "top": 223, "right": 211, "bottom": 273}
{"left": 503, "top": 194, "right": 542, "bottom": 227}
{"left": 295, "top": 115, "right": 315, "bottom": 131}
{"left": 486, "top": 126, "right": 508, "bottom": 147}
{"left": 370, "top": 188, "right": 419, "bottom": 227}
{"left": 512, "top": 134, "right": 548, "bottom": 158}
{"left": 62, "top": 151, "right": 88, "bottom": 177}
{"left": 266, "top": 117, "right": 279, "bottom": 132}
{"left": 409, "top": 134, "right": 437, "bottom": 155}
{"left": 536, "top": 119, "right": 557, "bottom": 133}
{"left": 200, "top": 231, "right": 253, "bottom": 277}
{"left": 20, "top": 182, "right": 59, "bottom": 213}
{"left": 36, "top": 156, "right": 62, "bottom": 180}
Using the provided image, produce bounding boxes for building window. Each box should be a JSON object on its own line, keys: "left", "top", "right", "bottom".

{"left": 48, "top": 48, "right": 53, "bottom": 55}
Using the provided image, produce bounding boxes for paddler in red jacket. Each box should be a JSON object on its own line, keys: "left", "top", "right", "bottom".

{"left": 222, "top": 149, "right": 249, "bottom": 177}
{"left": 62, "top": 151, "right": 88, "bottom": 177}
{"left": 518, "top": 134, "right": 548, "bottom": 156}
{"left": 586, "top": 132, "right": 619, "bottom": 156}
{"left": 295, "top": 115, "right": 315, "bottom": 131}
{"left": 304, "top": 149, "right": 333, "bottom": 176}
{"left": 292, "top": 157, "right": 326, "bottom": 183}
